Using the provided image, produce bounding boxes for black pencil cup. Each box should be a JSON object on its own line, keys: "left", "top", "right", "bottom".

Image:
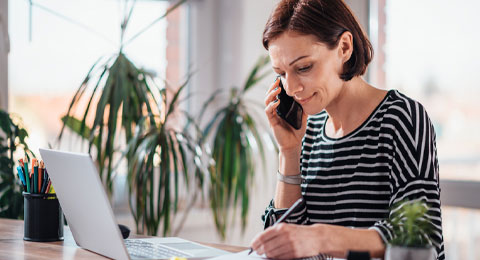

{"left": 23, "top": 192, "right": 64, "bottom": 242}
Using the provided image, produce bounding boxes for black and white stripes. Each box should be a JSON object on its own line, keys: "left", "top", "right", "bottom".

{"left": 262, "top": 90, "right": 444, "bottom": 259}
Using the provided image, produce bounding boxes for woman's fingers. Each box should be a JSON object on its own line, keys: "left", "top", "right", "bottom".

{"left": 264, "top": 79, "right": 281, "bottom": 106}
{"left": 264, "top": 97, "right": 281, "bottom": 123}
{"left": 250, "top": 226, "right": 277, "bottom": 252}
{"left": 260, "top": 234, "right": 292, "bottom": 258}
{"left": 267, "top": 77, "right": 281, "bottom": 93}
{"left": 250, "top": 223, "right": 290, "bottom": 252}
{"left": 250, "top": 224, "right": 299, "bottom": 259}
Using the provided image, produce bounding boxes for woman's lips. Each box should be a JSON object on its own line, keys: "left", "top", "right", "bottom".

{"left": 295, "top": 93, "right": 316, "bottom": 105}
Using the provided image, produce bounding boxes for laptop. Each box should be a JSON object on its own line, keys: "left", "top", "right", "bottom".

{"left": 39, "top": 148, "right": 229, "bottom": 260}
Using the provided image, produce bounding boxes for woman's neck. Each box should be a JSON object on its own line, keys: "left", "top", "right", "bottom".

{"left": 324, "top": 77, "right": 387, "bottom": 139}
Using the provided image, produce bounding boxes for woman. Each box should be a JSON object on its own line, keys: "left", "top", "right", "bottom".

{"left": 249, "top": 0, "right": 444, "bottom": 259}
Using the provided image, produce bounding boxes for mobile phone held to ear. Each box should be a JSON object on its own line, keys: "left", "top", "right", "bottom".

{"left": 275, "top": 79, "right": 303, "bottom": 130}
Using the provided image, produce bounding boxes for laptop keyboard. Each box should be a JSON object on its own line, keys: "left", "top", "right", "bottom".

{"left": 125, "top": 239, "right": 192, "bottom": 259}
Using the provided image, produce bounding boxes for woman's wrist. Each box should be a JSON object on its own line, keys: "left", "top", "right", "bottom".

{"left": 312, "top": 224, "right": 385, "bottom": 258}
{"left": 312, "top": 224, "right": 332, "bottom": 255}
{"left": 278, "top": 147, "right": 301, "bottom": 176}
{"left": 279, "top": 145, "right": 301, "bottom": 156}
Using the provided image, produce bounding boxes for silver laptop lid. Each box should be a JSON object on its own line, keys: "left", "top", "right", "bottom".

{"left": 40, "top": 148, "right": 130, "bottom": 260}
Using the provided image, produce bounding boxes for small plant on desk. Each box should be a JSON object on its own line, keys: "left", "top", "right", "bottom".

{"left": 385, "top": 200, "right": 436, "bottom": 260}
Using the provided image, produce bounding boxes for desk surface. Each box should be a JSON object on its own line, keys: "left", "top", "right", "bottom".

{"left": 0, "top": 218, "right": 247, "bottom": 259}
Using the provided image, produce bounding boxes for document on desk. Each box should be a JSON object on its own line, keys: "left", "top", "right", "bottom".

{"left": 206, "top": 249, "right": 267, "bottom": 259}
{"left": 206, "top": 250, "right": 346, "bottom": 260}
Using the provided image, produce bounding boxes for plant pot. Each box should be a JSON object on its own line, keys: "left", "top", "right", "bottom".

{"left": 385, "top": 245, "right": 435, "bottom": 260}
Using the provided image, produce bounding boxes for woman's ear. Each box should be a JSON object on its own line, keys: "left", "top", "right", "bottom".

{"left": 338, "top": 31, "right": 353, "bottom": 63}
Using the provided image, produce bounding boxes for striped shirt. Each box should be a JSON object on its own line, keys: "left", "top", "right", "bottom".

{"left": 262, "top": 90, "right": 445, "bottom": 259}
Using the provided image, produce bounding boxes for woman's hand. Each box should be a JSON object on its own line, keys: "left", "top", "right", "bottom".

{"left": 249, "top": 223, "right": 324, "bottom": 259}
{"left": 265, "top": 78, "right": 308, "bottom": 153}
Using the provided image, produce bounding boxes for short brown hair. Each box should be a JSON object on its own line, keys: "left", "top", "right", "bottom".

{"left": 263, "top": 0, "right": 373, "bottom": 81}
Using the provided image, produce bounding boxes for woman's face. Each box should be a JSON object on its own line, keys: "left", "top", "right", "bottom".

{"left": 268, "top": 31, "right": 348, "bottom": 115}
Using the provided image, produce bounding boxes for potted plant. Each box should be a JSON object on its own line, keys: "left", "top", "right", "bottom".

{"left": 385, "top": 200, "right": 436, "bottom": 260}
{"left": 125, "top": 81, "right": 212, "bottom": 236}
{"left": 58, "top": 1, "right": 189, "bottom": 236}
{"left": 121, "top": 55, "right": 277, "bottom": 237}
{"left": 200, "top": 55, "right": 277, "bottom": 239}
{"left": 0, "top": 110, "right": 34, "bottom": 219}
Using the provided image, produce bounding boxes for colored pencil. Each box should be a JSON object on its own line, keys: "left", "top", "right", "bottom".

{"left": 24, "top": 156, "right": 30, "bottom": 192}
{"left": 33, "top": 161, "right": 38, "bottom": 193}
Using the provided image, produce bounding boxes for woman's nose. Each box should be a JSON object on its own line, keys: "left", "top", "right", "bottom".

{"left": 284, "top": 75, "right": 303, "bottom": 97}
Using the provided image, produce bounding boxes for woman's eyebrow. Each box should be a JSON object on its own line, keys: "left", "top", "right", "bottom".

{"left": 272, "top": 55, "right": 310, "bottom": 70}
{"left": 289, "top": 55, "right": 309, "bottom": 66}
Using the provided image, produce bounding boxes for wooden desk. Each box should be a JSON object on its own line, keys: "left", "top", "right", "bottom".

{"left": 0, "top": 218, "right": 246, "bottom": 259}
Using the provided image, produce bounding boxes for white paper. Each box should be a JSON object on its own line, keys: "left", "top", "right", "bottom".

{"left": 207, "top": 250, "right": 381, "bottom": 260}
{"left": 206, "top": 249, "right": 268, "bottom": 259}
{"left": 206, "top": 250, "right": 346, "bottom": 260}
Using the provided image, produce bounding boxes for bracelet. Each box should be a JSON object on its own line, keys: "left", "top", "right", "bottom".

{"left": 277, "top": 171, "right": 302, "bottom": 185}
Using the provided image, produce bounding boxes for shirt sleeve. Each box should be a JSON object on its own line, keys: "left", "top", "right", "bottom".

{"left": 262, "top": 198, "right": 310, "bottom": 229}
{"left": 370, "top": 101, "right": 445, "bottom": 260}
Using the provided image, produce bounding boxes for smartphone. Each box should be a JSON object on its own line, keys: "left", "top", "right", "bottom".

{"left": 275, "top": 79, "right": 303, "bottom": 130}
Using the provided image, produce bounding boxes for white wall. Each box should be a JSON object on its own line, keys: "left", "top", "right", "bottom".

{"left": 345, "top": 0, "right": 369, "bottom": 33}
{"left": 0, "top": 0, "right": 8, "bottom": 111}
{"left": 186, "top": 0, "right": 276, "bottom": 117}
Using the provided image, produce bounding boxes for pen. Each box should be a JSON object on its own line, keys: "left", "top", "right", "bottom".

{"left": 41, "top": 169, "right": 49, "bottom": 194}
{"left": 38, "top": 161, "right": 44, "bottom": 193}
{"left": 24, "top": 156, "right": 30, "bottom": 193}
{"left": 33, "top": 160, "right": 39, "bottom": 193}
{"left": 16, "top": 166, "right": 26, "bottom": 191}
{"left": 248, "top": 197, "right": 305, "bottom": 255}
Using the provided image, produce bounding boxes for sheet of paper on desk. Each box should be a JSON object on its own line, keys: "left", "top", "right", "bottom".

{"left": 206, "top": 250, "right": 349, "bottom": 260}
{"left": 206, "top": 249, "right": 268, "bottom": 259}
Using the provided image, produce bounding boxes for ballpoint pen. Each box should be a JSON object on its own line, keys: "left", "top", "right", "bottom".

{"left": 248, "top": 197, "right": 305, "bottom": 255}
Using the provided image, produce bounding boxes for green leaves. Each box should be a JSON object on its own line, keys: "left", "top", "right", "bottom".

{"left": 0, "top": 110, "right": 34, "bottom": 219}
{"left": 389, "top": 200, "right": 434, "bottom": 247}
{"left": 57, "top": 0, "right": 190, "bottom": 236}
{"left": 126, "top": 82, "right": 211, "bottom": 236}
{"left": 242, "top": 55, "right": 271, "bottom": 94}
{"left": 202, "top": 55, "right": 276, "bottom": 239}
{"left": 59, "top": 52, "right": 159, "bottom": 195}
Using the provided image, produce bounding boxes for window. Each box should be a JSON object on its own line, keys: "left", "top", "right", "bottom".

{"left": 8, "top": 0, "right": 169, "bottom": 153}
{"left": 383, "top": 0, "right": 480, "bottom": 181}
{"left": 380, "top": 1, "right": 480, "bottom": 258}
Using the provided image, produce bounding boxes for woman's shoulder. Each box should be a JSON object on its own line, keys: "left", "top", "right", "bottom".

{"left": 381, "top": 89, "right": 430, "bottom": 126}
{"left": 380, "top": 89, "right": 435, "bottom": 147}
